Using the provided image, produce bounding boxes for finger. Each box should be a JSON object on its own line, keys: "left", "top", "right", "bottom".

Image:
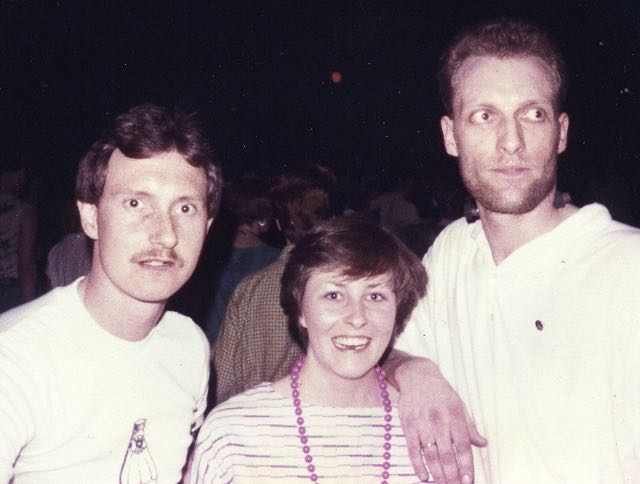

{"left": 434, "top": 432, "right": 462, "bottom": 484}
{"left": 449, "top": 420, "right": 473, "bottom": 484}
{"left": 422, "top": 407, "right": 458, "bottom": 484}
{"left": 465, "top": 411, "right": 488, "bottom": 448}
{"left": 404, "top": 425, "right": 431, "bottom": 481}
{"left": 420, "top": 439, "right": 444, "bottom": 483}
{"left": 460, "top": 403, "right": 487, "bottom": 448}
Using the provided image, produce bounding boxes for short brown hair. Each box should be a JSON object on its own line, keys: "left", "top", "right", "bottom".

{"left": 269, "top": 173, "right": 334, "bottom": 244}
{"left": 75, "top": 104, "right": 223, "bottom": 217}
{"left": 226, "top": 177, "right": 273, "bottom": 225}
{"left": 438, "top": 18, "right": 567, "bottom": 116}
{"left": 281, "top": 215, "right": 427, "bottom": 348}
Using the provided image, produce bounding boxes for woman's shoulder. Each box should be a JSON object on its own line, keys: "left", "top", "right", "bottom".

{"left": 200, "top": 383, "right": 286, "bottom": 428}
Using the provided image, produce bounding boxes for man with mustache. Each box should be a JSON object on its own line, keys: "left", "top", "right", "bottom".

{"left": 0, "top": 104, "right": 222, "bottom": 483}
{"left": 389, "top": 18, "right": 640, "bottom": 484}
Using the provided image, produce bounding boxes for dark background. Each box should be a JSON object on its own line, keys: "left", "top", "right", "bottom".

{"left": 2, "top": 0, "right": 640, "bottom": 250}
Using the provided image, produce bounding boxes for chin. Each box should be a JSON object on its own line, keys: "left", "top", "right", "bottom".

{"left": 333, "top": 359, "right": 378, "bottom": 380}
{"left": 127, "top": 285, "right": 180, "bottom": 304}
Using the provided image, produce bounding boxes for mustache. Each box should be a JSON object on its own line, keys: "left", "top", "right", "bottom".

{"left": 130, "top": 249, "right": 184, "bottom": 267}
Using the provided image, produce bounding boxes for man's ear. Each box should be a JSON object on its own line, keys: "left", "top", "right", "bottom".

{"left": 206, "top": 217, "right": 214, "bottom": 232}
{"left": 557, "top": 112, "right": 570, "bottom": 154}
{"left": 77, "top": 201, "right": 99, "bottom": 240}
{"left": 440, "top": 115, "right": 459, "bottom": 157}
{"left": 299, "top": 314, "right": 308, "bottom": 329}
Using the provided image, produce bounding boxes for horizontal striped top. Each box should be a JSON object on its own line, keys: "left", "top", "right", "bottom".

{"left": 191, "top": 382, "right": 430, "bottom": 483}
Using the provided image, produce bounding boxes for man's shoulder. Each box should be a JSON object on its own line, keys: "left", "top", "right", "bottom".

{"left": 573, "top": 204, "right": 640, "bottom": 259}
{"left": 157, "top": 310, "right": 209, "bottom": 351}
{"left": 232, "top": 250, "right": 289, "bottom": 296}
{"left": 426, "top": 217, "right": 477, "bottom": 259}
{"left": 0, "top": 282, "right": 78, "bottom": 333}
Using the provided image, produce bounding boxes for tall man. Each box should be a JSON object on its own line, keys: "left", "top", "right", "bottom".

{"left": 391, "top": 18, "right": 640, "bottom": 484}
{"left": 0, "top": 104, "right": 222, "bottom": 483}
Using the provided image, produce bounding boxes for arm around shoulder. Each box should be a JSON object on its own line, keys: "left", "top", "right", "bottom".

{"left": 384, "top": 350, "right": 487, "bottom": 484}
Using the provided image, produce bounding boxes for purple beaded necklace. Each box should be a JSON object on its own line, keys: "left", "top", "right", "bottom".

{"left": 289, "top": 356, "right": 393, "bottom": 483}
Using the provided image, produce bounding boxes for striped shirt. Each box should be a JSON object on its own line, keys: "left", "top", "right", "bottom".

{"left": 191, "top": 382, "right": 430, "bottom": 483}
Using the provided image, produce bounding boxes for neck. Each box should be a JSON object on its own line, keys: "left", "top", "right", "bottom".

{"left": 295, "top": 355, "right": 383, "bottom": 407}
{"left": 479, "top": 192, "right": 578, "bottom": 265}
{"left": 78, "top": 275, "right": 165, "bottom": 342}
{"left": 233, "top": 226, "right": 265, "bottom": 248}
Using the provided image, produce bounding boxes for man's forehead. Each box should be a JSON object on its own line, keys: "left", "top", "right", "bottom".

{"left": 107, "top": 148, "right": 188, "bottom": 166}
{"left": 103, "top": 149, "right": 207, "bottom": 194}
{"left": 451, "top": 55, "right": 558, "bottom": 108}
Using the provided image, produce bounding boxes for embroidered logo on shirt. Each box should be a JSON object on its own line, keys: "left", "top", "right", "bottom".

{"left": 120, "top": 418, "right": 158, "bottom": 484}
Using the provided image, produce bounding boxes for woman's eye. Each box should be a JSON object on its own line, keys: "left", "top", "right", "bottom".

{"left": 325, "top": 292, "right": 341, "bottom": 300}
{"left": 368, "top": 293, "right": 386, "bottom": 302}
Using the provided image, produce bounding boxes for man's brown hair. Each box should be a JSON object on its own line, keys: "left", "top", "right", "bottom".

{"left": 75, "top": 104, "right": 222, "bottom": 217}
{"left": 438, "top": 18, "right": 568, "bottom": 116}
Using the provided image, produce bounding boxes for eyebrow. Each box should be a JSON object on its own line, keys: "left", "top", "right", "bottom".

{"left": 326, "top": 279, "right": 392, "bottom": 288}
{"left": 110, "top": 190, "right": 205, "bottom": 203}
{"left": 110, "top": 189, "right": 152, "bottom": 198}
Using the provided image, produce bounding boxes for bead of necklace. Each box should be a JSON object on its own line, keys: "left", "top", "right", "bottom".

{"left": 289, "top": 356, "right": 393, "bottom": 483}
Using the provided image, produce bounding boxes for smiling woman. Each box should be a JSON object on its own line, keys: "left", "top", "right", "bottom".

{"left": 190, "top": 216, "right": 429, "bottom": 483}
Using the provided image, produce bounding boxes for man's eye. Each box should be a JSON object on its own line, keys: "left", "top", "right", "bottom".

{"left": 522, "top": 108, "right": 545, "bottom": 121}
{"left": 470, "top": 110, "right": 493, "bottom": 123}
{"left": 180, "top": 204, "right": 194, "bottom": 214}
{"left": 126, "top": 199, "right": 140, "bottom": 208}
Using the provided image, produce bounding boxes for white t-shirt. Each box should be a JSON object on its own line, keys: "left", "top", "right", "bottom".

{"left": 395, "top": 204, "right": 640, "bottom": 484}
{"left": 0, "top": 278, "right": 210, "bottom": 484}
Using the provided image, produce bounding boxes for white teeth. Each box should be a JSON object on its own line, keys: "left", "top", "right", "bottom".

{"left": 142, "top": 260, "right": 169, "bottom": 267}
{"left": 332, "top": 336, "right": 370, "bottom": 350}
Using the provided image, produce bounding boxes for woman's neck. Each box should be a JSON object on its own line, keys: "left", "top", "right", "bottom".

{"left": 273, "top": 356, "right": 398, "bottom": 407}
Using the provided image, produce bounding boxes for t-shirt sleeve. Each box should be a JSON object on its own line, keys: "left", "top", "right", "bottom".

{"left": 192, "top": 329, "right": 211, "bottom": 432}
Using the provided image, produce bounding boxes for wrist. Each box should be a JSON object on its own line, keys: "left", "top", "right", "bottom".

{"left": 395, "top": 357, "right": 440, "bottom": 389}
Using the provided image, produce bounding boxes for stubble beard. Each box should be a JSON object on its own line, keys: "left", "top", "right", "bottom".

{"left": 460, "top": 158, "right": 558, "bottom": 215}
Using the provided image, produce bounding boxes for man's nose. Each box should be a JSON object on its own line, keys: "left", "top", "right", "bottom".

{"left": 149, "top": 211, "right": 178, "bottom": 248}
{"left": 497, "top": 117, "right": 525, "bottom": 156}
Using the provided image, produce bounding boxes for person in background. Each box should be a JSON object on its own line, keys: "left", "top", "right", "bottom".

{"left": 203, "top": 176, "right": 280, "bottom": 342}
{"left": 0, "top": 159, "right": 37, "bottom": 312}
{"left": 0, "top": 103, "right": 222, "bottom": 483}
{"left": 191, "top": 216, "right": 428, "bottom": 483}
{"left": 212, "top": 170, "right": 335, "bottom": 405}
{"left": 46, "top": 231, "right": 92, "bottom": 288}
{"left": 388, "top": 18, "right": 640, "bottom": 484}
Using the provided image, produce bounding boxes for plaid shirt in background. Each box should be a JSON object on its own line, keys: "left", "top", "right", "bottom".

{"left": 212, "top": 246, "right": 304, "bottom": 405}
